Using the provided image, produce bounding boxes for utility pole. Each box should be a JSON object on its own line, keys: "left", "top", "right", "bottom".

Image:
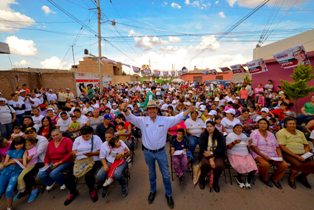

{"left": 71, "top": 45, "right": 75, "bottom": 65}
{"left": 97, "top": 0, "right": 103, "bottom": 93}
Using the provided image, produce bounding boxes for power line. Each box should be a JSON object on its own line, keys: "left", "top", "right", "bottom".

{"left": 46, "top": 0, "right": 97, "bottom": 35}
{"left": 190, "top": 0, "right": 271, "bottom": 60}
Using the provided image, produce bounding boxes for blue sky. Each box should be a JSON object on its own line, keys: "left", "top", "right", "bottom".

{"left": 0, "top": 0, "right": 313, "bottom": 72}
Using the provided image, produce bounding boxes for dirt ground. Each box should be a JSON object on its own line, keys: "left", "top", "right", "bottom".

{"left": 2, "top": 143, "right": 314, "bottom": 210}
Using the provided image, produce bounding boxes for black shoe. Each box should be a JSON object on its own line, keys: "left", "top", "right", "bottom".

{"left": 179, "top": 175, "right": 184, "bottom": 183}
{"left": 297, "top": 175, "right": 312, "bottom": 189}
{"left": 213, "top": 185, "right": 220, "bottom": 193}
{"left": 148, "top": 192, "right": 156, "bottom": 204}
{"left": 271, "top": 180, "right": 283, "bottom": 189}
{"left": 260, "top": 179, "right": 273, "bottom": 188}
{"left": 122, "top": 186, "right": 128, "bottom": 198}
{"left": 101, "top": 186, "right": 109, "bottom": 198}
{"left": 199, "top": 181, "right": 205, "bottom": 190}
{"left": 288, "top": 180, "right": 296, "bottom": 189}
{"left": 165, "top": 195, "right": 174, "bottom": 209}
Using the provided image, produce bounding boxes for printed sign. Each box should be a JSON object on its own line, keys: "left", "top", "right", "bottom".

{"left": 273, "top": 45, "right": 310, "bottom": 69}
{"left": 230, "top": 64, "right": 245, "bottom": 74}
{"left": 246, "top": 59, "right": 268, "bottom": 74}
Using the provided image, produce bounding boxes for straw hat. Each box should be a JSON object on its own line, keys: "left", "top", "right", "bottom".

{"left": 147, "top": 100, "right": 158, "bottom": 108}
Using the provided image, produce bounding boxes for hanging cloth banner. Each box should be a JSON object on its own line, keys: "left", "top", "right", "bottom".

{"left": 131, "top": 66, "right": 141, "bottom": 73}
{"left": 220, "top": 67, "right": 231, "bottom": 72}
{"left": 246, "top": 58, "right": 268, "bottom": 74}
{"left": 230, "top": 64, "right": 246, "bottom": 74}
{"left": 273, "top": 45, "right": 310, "bottom": 69}
{"left": 153, "top": 70, "right": 160, "bottom": 77}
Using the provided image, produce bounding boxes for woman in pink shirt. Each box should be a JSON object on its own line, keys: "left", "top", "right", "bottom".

{"left": 254, "top": 84, "right": 264, "bottom": 103}
{"left": 239, "top": 86, "right": 248, "bottom": 106}
{"left": 250, "top": 119, "right": 288, "bottom": 189}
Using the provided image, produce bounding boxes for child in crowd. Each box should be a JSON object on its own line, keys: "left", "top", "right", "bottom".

{"left": 0, "top": 137, "right": 25, "bottom": 210}
{"left": 10, "top": 126, "right": 24, "bottom": 140}
{"left": 214, "top": 116, "right": 227, "bottom": 136}
{"left": 115, "top": 122, "right": 128, "bottom": 142}
{"left": 171, "top": 129, "right": 188, "bottom": 182}
{"left": 16, "top": 138, "right": 37, "bottom": 197}
{"left": 0, "top": 137, "right": 11, "bottom": 167}
{"left": 269, "top": 117, "right": 280, "bottom": 133}
{"left": 67, "top": 115, "right": 80, "bottom": 138}
{"left": 103, "top": 137, "right": 129, "bottom": 187}
{"left": 32, "top": 107, "right": 44, "bottom": 132}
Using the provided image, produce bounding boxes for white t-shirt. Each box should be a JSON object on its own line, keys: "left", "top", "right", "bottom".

{"left": 32, "top": 115, "right": 44, "bottom": 132}
{"left": 8, "top": 100, "right": 25, "bottom": 115}
{"left": 46, "top": 92, "right": 58, "bottom": 102}
{"left": 77, "top": 115, "right": 89, "bottom": 127}
{"left": 31, "top": 97, "right": 42, "bottom": 108}
{"left": 226, "top": 132, "right": 249, "bottom": 156}
{"left": 99, "top": 140, "right": 129, "bottom": 163}
{"left": 19, "top": 96, "right": 32, "bottom": 112}
{"left": 221, "top": 117, "right": 241, "bottom": 134}
{"left": 57, "top": 117, "right": 72, "bottom": 132}
{"left": 0, "top": 105, "right": 15, "bottom": 124}
{"left": 73, "top": 135, "right": 102, "bottom": 161}
{"left": 184, "top": 118, "right": 205, "bottom": 137}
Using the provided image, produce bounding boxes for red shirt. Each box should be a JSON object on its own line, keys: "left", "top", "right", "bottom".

{"left": 44, "top": 137, "right": 73, "bottom": 165}
{"left": 270, "top": 108, "right": 286, "bottom": 121}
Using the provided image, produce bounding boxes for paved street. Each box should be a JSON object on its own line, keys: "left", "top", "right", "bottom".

{"left": 2, "top": 143, "right": 314, "bottom": 210}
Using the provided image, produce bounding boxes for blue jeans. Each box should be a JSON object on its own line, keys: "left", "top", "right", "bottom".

{"left": 0, "top": 174, "right": 19, "bottom": 198}
{"left": 37, "top": 162, "right": 73, "bottom": 186}
{"left": 187, "top": 135, "right": 200, "bottom": 161}
{"left": 143, "top": 148, "right": 172, "bottom": 196}
{"left": 16, "top": 114, "right": 24, "bottom": 126}
{"left": 0, "top": 123, "right": 13, "bottom": 139}
{"left": 96, "top": 161, "right": 127, "bottom": 187}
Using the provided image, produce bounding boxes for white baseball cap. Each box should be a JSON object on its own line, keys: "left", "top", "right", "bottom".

{"left": 209, "top": 110, "right": 217, "bottom": 116}
{"left": 200, "top": 105, "right": 206, "bottom": 112}
{"left": 225, "top": 108, "right": 236, "bottom": 115}
{"left": 261, "top": 107, "right": 269, "bottom": 113}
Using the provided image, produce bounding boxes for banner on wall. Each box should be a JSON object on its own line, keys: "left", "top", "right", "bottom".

{"left": 143, "top": 68, "right": 151, "bottom": 75}
{"left": 153, "top": 70, "right": 160, "bottom": 77}
{"left": 246, "top": 58, "right": 268, "bottom": 74}
{"left": 163, "top": 71, "right": 169, "bottom": 76}
{"left": 230, "top": 64, "right": 246, "bottom": 74}
{"left": 202, "top": 69, "right": 217, "bottom": 75}
{"left": 273, "top": 45, "right": 310, "bottom": 69}
{"left": 74, "top": 73, "right": 112, "bottom": 95}
{"left": 220, "top": 67, "right": 231, "bottom": 72}
{"left": 170, "top": 71, "right": 176, "bottom": 76}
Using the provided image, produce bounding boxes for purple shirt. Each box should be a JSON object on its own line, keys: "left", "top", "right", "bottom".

{"left": 27, "top": 146, "right": 37, "bottom": 166}
{"left": 250, "top": 129, "right": 278, "bottom": 159}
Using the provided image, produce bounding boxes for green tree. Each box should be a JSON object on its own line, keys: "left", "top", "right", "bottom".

{"left": 281, "top": 65, "right": 314, "bottom": 114}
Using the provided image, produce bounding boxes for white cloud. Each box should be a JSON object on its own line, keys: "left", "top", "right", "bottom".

{"left": 128, "top": 29, "right": 135, "bottom": 37}
{"left": 0, "top": 0, "right": 35, "bottom": 32}
{"left": 14, "top": 59, "right": 30, "bottom": 66}
{"left": 40, "top": 56, "right": 69, "bottom": 69}
{"left": 215, "top": 1, "right": 219, "bottom": 5}
{"left": 171, "top": 2, "right": 182, "bottom": 9}
{"left": 159, "top": 45, "right": 179, "bottom": 53}
{"left": 41, "top": 5, "right": 54, "bottom": 15}
{"left": 191, "top": 0, "right": 211, "bottom": 9}
{"left": 5, "top": 36, "right": 38, "bottom": 56}
{"left": 219, "top": 11, "right": 226, "bottom": 18}
{"left": 168, "top": 36, "right": 181, "bottom": 43}
{"left": 134, "top": 36, "right": 168, "bottom": 50}
{"left": 227, "top": 0, "right": 306, "bottom": 8}
{"left": 196, "top": 35, "right": 220, "bottom": 51}
{"left": 185, "top": 0, "right": 190, "bottom": 5}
